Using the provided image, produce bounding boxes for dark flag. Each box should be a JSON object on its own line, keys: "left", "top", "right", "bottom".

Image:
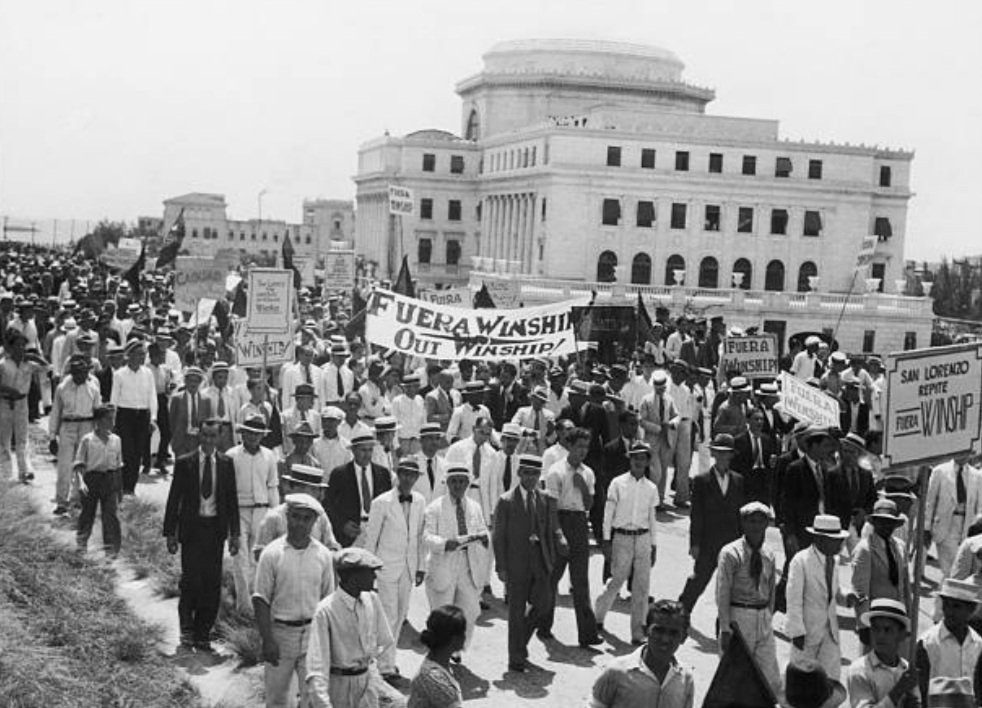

{"left": 393, "top": 255, "right": 415, "bottom": 298}
{"left": 122, "top": 240, "right": 146, "bottom": 296}
{"left": 155, "top": 209, "right": 186, "bottom": 270}
{"left": 473, "top": 283, "right": 496, "bottom": 308}
{"left": 282, "top": 232, "right": 302, "bottom": 289}
{"left": 345, "top": 285, "right": 369, "bottom": 341}
{"left": 231, "top": 280, "right": 247, "bottom": 317}
{"left": 702, "top": 623, "right": 776, "bottom": 708}
{"left": 636, "top": 291, "right": 653, "bottom": 349}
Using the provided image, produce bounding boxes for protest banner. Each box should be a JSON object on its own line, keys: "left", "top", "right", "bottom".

{"left": 246, "top": 269, "right": 294, "bottom": 334}
{"left": 232, "top": 319, "right": 295, "bottom": 367}
{"left": 479, "top": 278, "right": 520, "bottom": 308}
{"left": 855, "top": 235, "right": 877, "bottom": 270}
{"left": 191, "top": 298, "right": 217, "bottom": 328}
{"left": 174, "top": 257, "right": 228, "bottom": 312}
{"left": 719, "top": 334, "right": 779, "bottom": 380}
{"left": 570, "top": 305, "right": 637, "bottom": 343}
{"left": 366, "top": 289, "right": 586, "bottom": 361}
{"left": 323, "top": 250, "right": 355, "bottom": 291}
{"left": 388, "top": 185, "right": 415, "bottom": 215}
{"left": 882, "top": 343, "right": 982, "bottom": 467}
{"left": 418, "top": 287, "right": 471, "bottom": 308}
{"left": 779, "top": 372, "right": 841, "bottom": 429}
{"left": 102, "top": 238, "right": 142, "bottom": 270}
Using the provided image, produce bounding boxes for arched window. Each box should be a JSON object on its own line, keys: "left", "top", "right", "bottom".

{"left": 597, "top": 250, "right": 617, "bottom": 283}
{"left": 765, "top": 260, "right": 786, "bottom": 291}
{"left": 732, "top": 258, "right": 753, "bottom": 290}
{"left": 698, "top": 256, "right": 719, "bottom": 288}
{"left": 631, "top": 253, "right": 652, "bottom": 284}
{"left": 797, "top": 261, "right": 818, "bottom": 292}
{"left": 465, "top": 109, "right": 480, "bottom": 141}
{"left": 665, "top": 254, "right": 686, "bottom": 285}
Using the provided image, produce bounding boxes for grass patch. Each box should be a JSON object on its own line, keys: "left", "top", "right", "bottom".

{"left": 117, "top": 495, "right": 181, "bottom": 598}
{"left": 0, "top": 483, "right": 203, "bottom": 707}
{"left": 214, "top": 570, "right": 262, "bottom": 667}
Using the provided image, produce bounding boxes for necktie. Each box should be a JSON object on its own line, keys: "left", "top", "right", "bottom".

{"left": 472, "top": 445, "right": 481, "bottom": 480}
{"left": 427, "top": 458, "right": 435, "bottom": 490}
{"left": 217, "top": 390, "right": 226, "bottom": 419}
{"left": 885, "top": 537, "right": 900, "bottom": 586}
{"left": 503, "top": 455, "right": 512, "bottom": 491}
{"left": 824, "top": 552, "right": 835, "bottom": 603}
{"left": 399, "top": 494, "right": 413, "bottom": 503}
{"left": 534, "top": 409, "right": 541, "bottom": 435}
{"left": 191, "top": 393, "right": 198, "bottom": 427}
{"left": 201, "top": 454, "right": 213, "bottom": 499}
{"left": 752, "top": 435, "right": 760, "bottom": 468}
{"left": 526, "top": 488, "right": 535, "bottom": 520}
{"left": 455, "top": 498, "right": 468, "bottom": 535}
{"left": 749, "top": 543, "right": 763, "bottom": 588}
{"left": 360, "top": 467, "right": 372, "bottom": 514}
{"left": 336, "top": 368, "right": 344, "bottom": 398}
{"left": 658, "top": 396, "right": 665, "bottom": 424}
{"left": 304, "top": 364, "right": 311, "bottom": 384}
{"left": 957, "top": 466, "right": 967, "bottom": 505}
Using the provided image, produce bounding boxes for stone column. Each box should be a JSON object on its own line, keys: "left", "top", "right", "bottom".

{"left": 527, "top": 194, "right": 537, "bottom": 273}
{"left": 516, "top": 194, "right": 528, "bottom": 267}
{"left": 505, "top": 195, "right": 515, "bottom": 267}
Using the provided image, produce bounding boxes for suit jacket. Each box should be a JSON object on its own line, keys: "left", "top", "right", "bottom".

{"left": 689, "top": 468, "right": 745, "bottom": 552}
{"left": 424, "top": 388, "right": 454, "bottom": 432}
{"left": 838, "top": 400, "right": 870, "bottom": 438}
{"left": 487, "top": 381, "right": 528, "bottom": 429}
{"left": 783, "top": 457, "right": 848, "bottom": 547}
{"left": 163, "top": 450, "right": 239, "bottom": 544}
{"left": 360, "top": 488, "right": 427, "bottom": 582}
{"left": 850, "top": 532, "right": 911, "bottom": 622}
{"left": 169, "top": 391, "right": 214, "bottom": 458}
{"left": 412, "top": 452, "right": 448, "bottom": 503}
{"left": 786, "top": 545, "right": 842, "bottom": 643}
{"left": 602, "top": 437, "right": 633, "bottom": 483}
{"left": 839, "top": 463, "right": 877, "bottom": 530}
{"left": 925, "top": 460, "right": 982, "bottom": 545}
{"left": 639, "top": 391, "right": 679, "bottom": 450}
{"left": 493, "top": 485, "right": 565, "bottom": 580}
{"left": 423, "top": 494, "right": 489, "bottom": 591}
{"left": 732, "top": 431, "right": 777, "bottom": 503}
{"left": 326, "top": 461, "right": 393, "bottom": 547}
{"left": 773, "top": 449, "right": 800, "bottom": 528}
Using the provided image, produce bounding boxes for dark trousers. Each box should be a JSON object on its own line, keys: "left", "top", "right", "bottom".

{"left": 542, "top": 510, "right": 598, "bottom": 643}
{"left": 178, "top": 518, "right": 225, "bottom": 643}
{"left": 506, "top": 556, "right": 551, "bottom": 663}
{"left": 76, "top": 470, "right": 121, "bottom": 555}
{"left": 28, "top": 375, "right": 41, "bottom": 420}
{"left": 155, "top": 394, "right": 172, "bottom": 465}
{"left": 116, "top": 407, "right": 150, "bottom": 492}
{"left": 743, "top": 468, "right": 772, "bottom": 505}
{"left": 679, "top": 544, "right": 723, "bottom": 613}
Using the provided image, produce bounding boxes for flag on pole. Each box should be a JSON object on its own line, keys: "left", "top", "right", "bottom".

{"left": 122, "top": 240, "right": 146, "bottom": 296}
{"left": 282, "top": 232, "right": 302, "bottom": 289}
{"left": 155, "top": 209, "right": 186, "bottom": 270}
{"left": 231, "top": 280, "right": 247, "bottom": 317}
{"left": 702, "top": 623, "right": 776, "bottom": 708}
{"left": 636, "top": 291, "right": 653, "bottom": 349}
{"left": 473, "top": 283, "right": 496, "bottom": 309}
{"left": 393, "top": 255, "right": 415, "bottom": 298}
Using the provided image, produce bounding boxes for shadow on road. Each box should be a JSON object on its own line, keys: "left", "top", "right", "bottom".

{"left": 452, "top": 663, "right": 491, "bottom": 700}
{"left": 491, "top": 663, "right": 556, "bottom": 699}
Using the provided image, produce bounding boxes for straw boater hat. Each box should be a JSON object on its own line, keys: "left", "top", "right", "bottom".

{"left": 869, "top": 498, "right": 904, "bottom": 525}
{"left": 937, "top": 577, "right": 982, "bottom": 605}
{"left": 285, "top": 492, "right": 325, "bottom": 516}
{"left": 501, "top": 422, "right": 523, "bottom": 440}
{"left": 350, "top": 431, "right": 376, "bottom": 447}
{"left": 807, "top": 515, "right": 849, "bottom": 539}
{"left": 124, "top": 339, "right": 145, "bottom": 355}
{"left": 755, "top": 381, "right": 779, "bottom": 397}
{"left": 860, "top": 598, "right": 910, "bottom": 631}
{"left": 293, "top": 383, "right": 318, "bottom": 398}
{"left": 374, "top": 416, "right": 400, "bottom": 434}
{"left": 530, "top": 386, "right": 549, "bottom": 402}
{"left": 282, "top": 464, "right": 329, "bottom": 489}
{"left": 785, "top": 659, "right": 846, "bottom": 708}
{"left": 320, "top": 406, "right": 344, "bottom": 421}
{"left": 928, "top": 677, "right": 975, "bottom": 708}
{"left": 210, "top": 360, "right": 230, "bottom": 373}
{"left": 396, "top": 458, "right": 421, "bottom": 476}
{"left": 728, "top": 376, "right": 751, "bottom": 392}
{"left": 709, "top": 433, "right": 736, "bottom": 452}
{"left": 419, "top": 422, "right": 443, "bottom": 438}
{"left": 288, "top": 422, "right": 317, "bottom": 439}
{"left": 627, "top": 442, "right": 652, "bottom": 459}
{"left": 518, "top": 454, "right": 542, "bottom": 472}
{"left": 237, "top": 415, "right": 271, "bottom": 435}
{"left": 652, "top": 370, "right": 669, "bottom": 387}
{"left": 841, "top": 432, "right": 868, "bottom": 452}
{"left": 445, "top": 464, "right": 471, "bottom": 482}
{"left": 183, "top": 366, "right": 205, "bottom": 381}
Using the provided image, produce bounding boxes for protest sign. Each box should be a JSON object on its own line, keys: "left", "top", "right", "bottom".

{"left": 323, "top": 250, "right": 355, "bottom": 291}
{"left": 102, "top": 238, "right": 142, "bottom": 270}
{"left": 366, "top": 289, "right": 585, "bottom": 361}
{"left": 780, "top": 372, "right": 841, "bottom": 429}
{"left": 479, "top": 279, "right": 520, "bottom": 308}
{"left": 855, "top": 236, "right": 877, "bottom": 270}
{"left": 882, "top": 343, "right": 982, "bottom": 467}
{"left": 233, "top": 319, "right": 295, "bottom": 367}
{"left": 191, "top": 298, "right": 217, "bottom": 328}
{"left": 174, "top": 257, "right": 228, "bottom": 312}
{"left": 570, "top": 305, "right": 637, "bottom": 343}
{"left": 388, "top": 186, "right": 415, "bottom": 215}
{"left": 418, "top": 287, "right": 471, "bottom": 308}
{"left": 246, "top": 269, "right": 294, "bottom": 334}
{"left": 719, "top": 334, "right": 779, "bottom": 380}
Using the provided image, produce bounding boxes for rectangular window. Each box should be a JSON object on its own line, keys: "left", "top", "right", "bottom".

{"left": 775, "top": 157, "right": 793, "bottom": 178}
{"left": 709, "top": 153, "right": 723, "bottom": 173}
{"left": 671, "top": 203, "right": 687, "bottom": 229}
{"left": 903, "top": 331, "right": 917, "bottom": 351}
{"left": 541, "top": 197, "right": 547, "bottom": 221}
{"left": 450, "top": 155, "right": 465, "bottom": 174}
{"left": 742, "top": 155, "right": 757, "bottom": 175}
{"left": 447, "top": 200, "right": 461, "bottom": 221}
{"left": 874, "top": 217, "right": 893, "bottom": 240}
{"left": 880, "top": 166, "right": 892, "bottom": 187}
{"left": 422, "top": 153, "right": 435, "bottom": 172}
{"left": 808, "top": 159, "right": 823, "bottom": 179}
{"left": 606, "top": 146, "right": 621, "bottom": 167}
{"left": 636, "top": 201, "right": 655, "bottom": 228}
{"left": 738, "top": 207, "right": 754, "bottom": 233}
{"left": 862, "top": 330, "right": 876, "bottom": 353}
{"left": 871, "top": 263, "right": 885, "bottom": 291}
{"left": 475, "top": 203, "right": 482, "bottom": 222}
{"left": 704, "top": 205, "right": 721, "bottom": 231}
{"left": 420, "top": 198, "right": 433, "bottom": 220}
{"left": 803, "top": 210, "right": 823, "bottom": 236}
{"left": 641, "top": 148, "right": 656, "bottom": 169}
{"left": 417, "top": 238, "right": 432, "bottom": 264}
{"left": 770, "top": 208, "right": 789, "bottom": 235}
{"left": 675, "top": 151, "right": 689, "bottom": 171}
{"left": 602, "top": 198, "right": 621, "bottom": 226}
{"left": 446, "top": 239, "right": 461, "bottom": 266}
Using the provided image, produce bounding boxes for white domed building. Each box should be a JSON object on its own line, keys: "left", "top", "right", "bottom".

{"left": 354, "top": 39, "right": 930, "bottom": 355}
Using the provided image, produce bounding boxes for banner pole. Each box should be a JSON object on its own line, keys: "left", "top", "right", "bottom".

{"left": 908, "top": 464, "right": 930, "bottom": 662}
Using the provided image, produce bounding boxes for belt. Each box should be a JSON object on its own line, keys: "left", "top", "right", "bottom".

{"left": 613, "top": 527, "right": 649, "bottom": 536}
{"left": 329, "top": 666, "right": 368, "bottom": 676}
{"left": 469, "top": 484, "right": 480, "bottom": 489}
{"left": 731, "top": 601, "right": 769, "bottom": 610}
{"left": 241, "top": 503, "right": 270, "bottom": 509}
{"left": 274, "top": 618, "right": 312, "bottom": 627}
{"left": 62, "top": 416, "right": 94, "bottom": 422}
{"left": 558, "top": 509, "right": 585, "bottom": 515}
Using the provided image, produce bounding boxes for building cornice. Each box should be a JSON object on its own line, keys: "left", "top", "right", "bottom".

{"left": 456, "top": 72, "right": 714, "bottom": 105}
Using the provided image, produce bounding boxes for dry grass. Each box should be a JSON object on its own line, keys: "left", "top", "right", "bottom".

{"left": 214, "top": 570, "right": 262, "bottom": 667}
{"left": 0, "top": 483, "right": 203, "bottom": 707}
{"left": 117, "top": 495, "right": 181, "bottom": 598}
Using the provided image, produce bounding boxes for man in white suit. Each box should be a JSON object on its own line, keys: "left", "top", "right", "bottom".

{"left": 279, "top": 345, "right": 322, "bottom": 412}
{"left": 319, "top": 342, "right": 354, "bottom": 406}
{"left": 423, "top": 464, "right": 490, "bottom": 655}
{"left": 511, "top": 387, "right": 555, "bottom": 456}
{"left": 359, "top": 458, "right": 427, "bottom": 681}
{"left": 445, "top": 417, "right": 501, "bottom": 526}
{"left": 412, "top": 423, "right": 447, "bottom": 503}
{"left": 924, "top": 453, "right": 982, "bottom": 578}
{"left": 493, "top": 422, "right": 524, "bottom": 494}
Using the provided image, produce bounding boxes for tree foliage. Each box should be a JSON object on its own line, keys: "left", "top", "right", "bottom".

{"left": 929, "top": 257, "right": 982, "bottom": 320}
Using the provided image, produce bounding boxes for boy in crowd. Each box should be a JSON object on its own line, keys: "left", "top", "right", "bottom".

{"left": 73, "top": 404, "right": 123, "bottom": 557}
{"left": 846, "top": 598, "right": 919, "bottom": 708}
{"left": 915, "top": 577, "right": 982, "bottom": 704}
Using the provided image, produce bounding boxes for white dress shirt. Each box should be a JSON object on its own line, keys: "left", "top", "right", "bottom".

{"left": 110, "top": 365, "right": 157, "bottom": 417}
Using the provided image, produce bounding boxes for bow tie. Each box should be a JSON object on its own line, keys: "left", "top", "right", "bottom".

{"left": 470, "top": 404, "right": 482, "bottom": 412}
{"left": 399, "top": 494, "right": 413, "bottom": 503}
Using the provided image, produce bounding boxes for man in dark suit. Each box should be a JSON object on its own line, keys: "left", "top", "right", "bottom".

{"left": 838, "top": 380, "right": 870, "bottom": 438}
{"left": 326, "top": 430, "right": 392, "bottom": 547}
{"left": 837, "top": 432, "right": 877, "bottom": 537}
{"left": 97, "top": 343, "right": 124, "bottom": 402}
{"left": 487, "top": 362, "right": 528, "bottom": 429}
{"left": 168, "top": 366, "right": 212, "bottom": 458}
{"left": 732, "top": 408, "right": 778, "bottom": 504}
{"left": 678, "top": 433, "right": 745, "bottom": 613}
{"left": 493, "top": 454, "right": 567, "bottom": 672}
{"left": 780, "top": 426, "right": 843, "bottom": 555}
{"left": 163, "top": 419, "right": 240, "bottom": 651}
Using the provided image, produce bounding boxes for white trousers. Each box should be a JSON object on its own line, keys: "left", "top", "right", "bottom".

{"left": 265, "top": 623, "right": 310, "bottom": 708}
{"left": 791, "top": 629, "right": 841, "bottom": 680}
{"left": 594, "top": 532, "right": 652, "bottom": 642}
{"left": 56, "top": 420, "right": 93, "bottom": 506}
{"left": 937, "top": 536, "right": 961, "bottom": 579}
{"left": 376, "top": 570, "right": 412, "bottom": 674}
{"left": 426, "top": 570, "right": 481, "bottom": 650}
{"left": 728, "top": 607, "right": 781, "bottom": 694}
{"left": 0, "top": 399, "right": 30, "bottom": 479}
{"left": 233, "top": 506, "right": 268, "bottom": 612}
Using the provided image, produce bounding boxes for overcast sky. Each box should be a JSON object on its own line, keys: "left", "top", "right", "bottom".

{"left": 1, "top": 0, "right": 978, "bottom": 261}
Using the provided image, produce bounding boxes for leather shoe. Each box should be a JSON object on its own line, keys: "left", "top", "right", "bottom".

{"left": 536, "top": 630, "right": 555, "bottom": 641}
{"left": 508, "top": 661, "right": 527, "bottom": 672}
{"left": 631, "top": 638, "right": 645, "bottom": 646}
{"left": 579, "top": 636, "right": 603, "bottom": 647}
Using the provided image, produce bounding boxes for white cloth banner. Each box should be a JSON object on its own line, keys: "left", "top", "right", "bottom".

{"left": 780, "top": 372, "right": 840, "bottom": 429}
{"left": 367, "top": 289, "right": 585, "bottom": 361}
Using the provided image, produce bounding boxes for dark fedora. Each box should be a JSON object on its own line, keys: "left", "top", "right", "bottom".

{"left": 785, "top": 659, "right": 846, "bottom": 708}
